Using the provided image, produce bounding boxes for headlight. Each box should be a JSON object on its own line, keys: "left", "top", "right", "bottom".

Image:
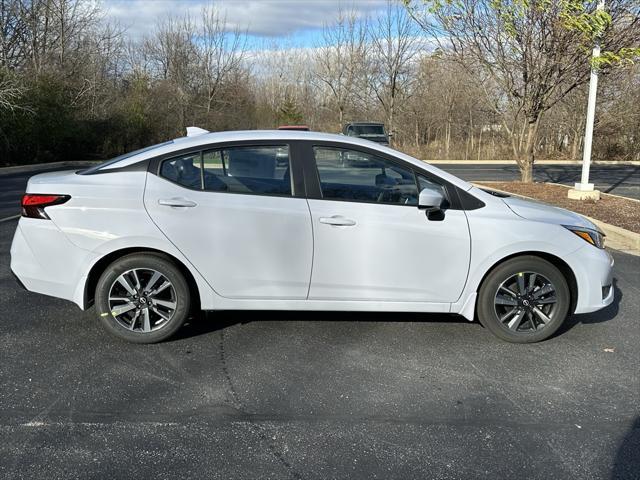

{"left": 563, "top": 225, "right": 605, "bottom": 249}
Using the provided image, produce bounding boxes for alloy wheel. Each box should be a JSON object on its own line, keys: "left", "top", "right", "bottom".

{"left": 108, "top": 268, "right": 177, "bottom": 333}
{"left": 493, "top": 271, "right": 557, "bottom": 333}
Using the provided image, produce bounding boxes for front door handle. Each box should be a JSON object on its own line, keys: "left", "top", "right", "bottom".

{"left": 319, "top": 215, "right": 356, "bottom": 227}
{"left": 158, "top": 197, "right": 197, "bottom": 208}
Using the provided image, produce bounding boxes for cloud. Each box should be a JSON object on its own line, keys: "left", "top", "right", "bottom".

{"left": 103, "top": 0, "right": 389, "bottom": 40}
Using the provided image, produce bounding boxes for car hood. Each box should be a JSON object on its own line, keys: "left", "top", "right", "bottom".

{"left": 501, "top": 195, "right": 598, "bottom": 230}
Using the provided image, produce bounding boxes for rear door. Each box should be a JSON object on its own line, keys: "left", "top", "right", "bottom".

{"left": 304, "top": 144, "right": 471, "bottom": 303}
{"left": 144, "top": 143, "right": 313, "bottom": 299}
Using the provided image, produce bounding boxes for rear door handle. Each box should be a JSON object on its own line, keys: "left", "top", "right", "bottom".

{"left": 319, "top": 215, "right": 356, "bottom": 227}
{"left": 158, "top": 197, "right": 197, "bottom": 208}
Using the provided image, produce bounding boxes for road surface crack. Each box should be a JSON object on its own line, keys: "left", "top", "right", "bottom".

{"left": 219, "top": 328, "right": 304, "bottom": 480}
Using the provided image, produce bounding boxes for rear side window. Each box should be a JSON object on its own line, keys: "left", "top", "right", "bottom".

{"left": 160, "top": 154, "right": 202, "bottom": 189}
{"left": 202, "top": 146, "right": 291, "bottom": 196}
{"left": 159, "top": 145, "right": 292, "bottom": 196}
{"left": 313, "top": 146, "right": 418, "bottom": 206}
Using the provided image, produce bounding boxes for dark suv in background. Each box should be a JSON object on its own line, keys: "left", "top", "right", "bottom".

{"left": 343, "top": 122, "right": 390, "bottom": 146}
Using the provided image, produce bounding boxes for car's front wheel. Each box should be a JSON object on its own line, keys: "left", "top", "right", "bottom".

{"left": 477, "top": 256, "right": 570, "bottom": 343}
{"left": 95, "top": 253, "right": 190, "bottom": 343}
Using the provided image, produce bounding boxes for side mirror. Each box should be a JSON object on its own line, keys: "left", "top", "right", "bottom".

{"left": 418, "top": 186, "right": 444, "bottom": 213}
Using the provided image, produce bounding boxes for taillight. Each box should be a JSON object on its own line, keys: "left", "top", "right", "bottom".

{"left": 21, "top": 194, "right": 70, "bottom": 219}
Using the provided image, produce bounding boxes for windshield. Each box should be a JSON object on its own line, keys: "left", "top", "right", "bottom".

{"left": 77, "top": 141, "right": 173, "bottom": 175}
{"left": 349, "top": 125, "right": 386, "bottom": 137}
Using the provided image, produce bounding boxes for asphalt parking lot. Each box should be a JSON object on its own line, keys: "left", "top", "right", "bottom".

{"left": 436, "top": 163, "right": 640, "bottom": 200}
{"left": 1, "top": 218, "right": 639, "bottom": 479}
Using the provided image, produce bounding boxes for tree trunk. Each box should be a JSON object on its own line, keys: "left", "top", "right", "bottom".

{"left": 520, "top": 117, "right": 540, "bottom": 183}
{"left": 445, "top": 114, "right": 451, "bottom": 159}
{"left": 388, "top": 105, "right": 394, "bottom": 147}
{"left": 571, "top": 132, "right": 581, "bottom": 160}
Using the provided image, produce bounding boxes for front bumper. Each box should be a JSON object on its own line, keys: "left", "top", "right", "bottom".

{"left": 565, "top": 244, "right": 615, "bottom": 314}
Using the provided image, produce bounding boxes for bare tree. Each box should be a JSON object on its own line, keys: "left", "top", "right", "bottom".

{"left": 0, "top": 0, "right": 24, "bottom": 68}
{"left": 0, "top": 69, "right": 25, "bottom": 110}
{"left": 252, "top": 40, "right": 316, "bottom": 128}
{"left": 144, "top": 15, "right": 199, "bottom": 132}
{"left": 313, "top": 9, "right": 368, "bottom": 130}
{"left": 2, "top": 0, "right": 639, "bottom": 167}
{"left": 368, "top": 2, "right": 419, "bottom": 144}
{"left": 197, "top": 6, "right": 246, "bottom": 115}
{"left": 1, "top": 0, "right": 100, "bottom": 72}
{"left": 406, "top": 0, "right": 640, "bottom": 181}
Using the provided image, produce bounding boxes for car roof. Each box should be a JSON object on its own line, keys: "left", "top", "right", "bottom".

{"left": 99, "top": 129, "right": 473, "bottom": 191}
{"left": 102, "top": 130, "right": 373, "bottom": 167}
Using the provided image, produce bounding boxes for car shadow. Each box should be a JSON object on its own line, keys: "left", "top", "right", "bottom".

{"left": 169, "top": 312, "right": 247, "bottom": 341}
{"left": 612, "top": 416, "right": 640, "bottom": 479}
{"left": 536, "top": 165, "right": 578, "bottom": 184}
{"left": 555, "top": 277, "right": 622, "bottom": 336}
{"left": 169, "top": 310, "right": 468, "bottom": 342}
{"left": 602, "top": 166, "right": 640, "bottom": 194}
{"left": 534, "top": 165, "right": 640, "bottom": 193}
{"left": 170, "top": 277, "right": 622, "bottom": 342}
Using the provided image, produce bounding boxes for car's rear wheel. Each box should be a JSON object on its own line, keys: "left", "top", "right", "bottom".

{"left": 95, "top": 253, "right": 190, "bottom": 343}
{"left": 477, "top": 256, "right": 570, "bottom": 343}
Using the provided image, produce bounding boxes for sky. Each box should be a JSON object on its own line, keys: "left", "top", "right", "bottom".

{"left": 103, "top": 0, "right": 391, "bottom": 47}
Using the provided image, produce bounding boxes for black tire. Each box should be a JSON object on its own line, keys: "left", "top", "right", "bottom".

{"left": 477, "top": 255, "right": 570, "bottom": 343}
{"left": 95, "top": 253, "right": 191, "bottom": 343}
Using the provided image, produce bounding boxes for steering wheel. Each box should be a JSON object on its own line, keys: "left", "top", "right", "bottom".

{"left": 377, "top": 187, "right": 396, "bottom": 203}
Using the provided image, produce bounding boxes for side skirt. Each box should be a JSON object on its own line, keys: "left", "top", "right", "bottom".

{"left": 203, "top": 298, "right": 451, "bottom": 314}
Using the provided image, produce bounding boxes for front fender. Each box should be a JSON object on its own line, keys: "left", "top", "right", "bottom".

{"left": 451, "top": 209, "right": 585, "bottom": 317}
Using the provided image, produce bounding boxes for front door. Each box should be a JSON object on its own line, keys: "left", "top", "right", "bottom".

{"left": 144, "top": 144, "right": 313, "bottom": 299}
{"left": 307, "top": 145, "right": 471, "bottom": 303}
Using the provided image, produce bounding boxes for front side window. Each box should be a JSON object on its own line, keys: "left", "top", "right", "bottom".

{"left": 313, "top": 147, "right": 418, "bottom": 205}
{"left": 417, "top": 174, "right": 447, "bottom": 199}
{"left": 203, "top": 146, "right": 291, "bottom": 196}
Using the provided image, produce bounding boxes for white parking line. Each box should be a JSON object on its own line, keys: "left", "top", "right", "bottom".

{"left": 0, "top": 214, "right": 20, "bottom": 223}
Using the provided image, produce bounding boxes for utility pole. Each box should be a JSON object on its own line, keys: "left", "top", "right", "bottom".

{"left": 568, "top": 0, "right": 604, "bottom": 201}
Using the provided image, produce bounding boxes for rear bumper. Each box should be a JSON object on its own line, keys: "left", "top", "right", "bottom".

{"left": 565, "top": 245, "right": 615, "bottom": 314}
{"left": 10, "top": 269, "right": 27, "bottom": 291}
{"left": 10, "top": 219, "right": 97, "bottom": 309}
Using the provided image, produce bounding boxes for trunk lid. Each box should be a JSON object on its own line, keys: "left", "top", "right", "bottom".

{"left": 26, "top": 170, "right": 81, "bottom": 191}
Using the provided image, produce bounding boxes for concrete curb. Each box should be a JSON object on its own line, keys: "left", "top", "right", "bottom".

{"left": 427, "top": 159, "right": 640, "bottom": 165}
{"left": 0, "top": 161, "right": 99, "bottom": 176}
{"left": 473, "top": 183, "right": 640, "bottom": 257}
{"left": 547, "top": 182, "right": 640, "bottom": 204}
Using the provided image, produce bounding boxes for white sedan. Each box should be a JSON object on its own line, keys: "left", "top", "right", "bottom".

{"left": 10, "top": 129, "right": 614, "bottom": 343}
